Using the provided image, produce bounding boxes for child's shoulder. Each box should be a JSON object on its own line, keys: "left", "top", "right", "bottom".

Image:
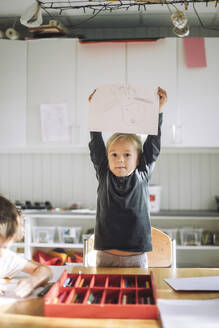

{"left": 0, "top": 248, "right": 17, "bottom": 259}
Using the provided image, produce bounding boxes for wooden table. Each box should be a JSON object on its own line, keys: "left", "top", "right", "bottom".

{"left": 1, "top": 267, "right": 219, "bottom": 328}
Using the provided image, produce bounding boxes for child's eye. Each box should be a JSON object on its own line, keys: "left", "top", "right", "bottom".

{"left": 125, "top": 153, "right": 131, "bottom": 157}
{"left": 112, "top": 153, "right": 117, "bottom": 157}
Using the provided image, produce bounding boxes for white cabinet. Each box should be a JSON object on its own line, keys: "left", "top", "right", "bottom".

{"left": 151, "top": 213, "right": 219, "bottom": 268}
{"left": 0, "top": 40, "right": 26, "bottom": 147}
{"left": 126, "top": 37, "right": 219, "bottom": 148}
{"left": 15, "top": 211, "right": 219, "bottom": 268}
{"left": 76, "top": 41, "right": 126, "bottom": 146}
{"left": 126, "top": 38, "right": 178, "bottom": 147}
{"left": 23, "top": 213, "right": 95, "bottom": 260}
{"left": 27, "top": 39, "right": 77, "bottom": 147}
{"left": 177, "top": 38, "right": 219, "bottom": 147}
{"left": 1, "top": 38, "right": 219, "bottom": 150}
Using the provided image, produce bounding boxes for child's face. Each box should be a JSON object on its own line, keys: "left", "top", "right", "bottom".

{"left": 108, "top": 139, "right": 139, "bottom": 177}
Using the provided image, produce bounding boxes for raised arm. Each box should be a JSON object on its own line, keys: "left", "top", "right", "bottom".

{"left": 143, "top": 113, "right": 163, "bottom": 165}
{"left": 89, "top": 131, "right": 108, "bottom": 176}
{"left": 88, "top": 89, "right": 108, "bottom": 176}
{"left": 140, "top": 87, "right": 167, "bottom": 174}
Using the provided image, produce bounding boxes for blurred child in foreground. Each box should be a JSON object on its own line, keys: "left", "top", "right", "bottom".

{"left": 0, "top": 195, "right": 52, "bottom": 297}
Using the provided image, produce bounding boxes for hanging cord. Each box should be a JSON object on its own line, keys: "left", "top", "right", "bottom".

{"left": 166, "top": 3, "right": 173, "bottom": 14}
{"left": 192, "top": 0, "right": 219, "bottom": 31}
{"left": 70, "top": 6, "right": 105, "bottom": 27}
{"left": 12, "top": 16, "right": 19, "bottom": 29}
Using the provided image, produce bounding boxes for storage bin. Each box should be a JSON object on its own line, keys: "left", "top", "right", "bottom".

{"left": 213, "top": 232, "right": 219, "bottom": 245}
{"left": 202, "top": 230, "right": 213, "bottom": 245}
{"left": 58, "top": 226, "right": 82, "bottom": 244}
{"left": 149, "top": 185, "right": 161, "bottom": 212}
{"left": 179, "top": 228, "right": 203, "bottom": 246}
{"left": 44, "top": 271, "right": 158, "bottom": 319}
{"left": 33, "top": 226, "right": 56, "bottom": 243}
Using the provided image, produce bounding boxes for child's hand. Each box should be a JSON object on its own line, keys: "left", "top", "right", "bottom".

{"left": 88, "top": 89, "right": 96, "bottom": 102}
{"left": 158, "top": 87, "right": 167, "bottom": 113}
{"left": 15, "top": 277, "right": 36, "bottom": 298}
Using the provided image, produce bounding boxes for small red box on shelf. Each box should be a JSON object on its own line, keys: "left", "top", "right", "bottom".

{"left": 44, "top": 270, "right": 158, "bottom": 319}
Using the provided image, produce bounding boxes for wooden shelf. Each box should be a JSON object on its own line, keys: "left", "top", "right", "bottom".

{"left": 177, "top": 245, "right": 219, "bottom": 250}
{"left": 30, "top": 242, "right": 83, "bottom": 249}
{"left": 151, "top": 216, "right": 219, "bottom": 220}
{"left": 11, "top": 242, "right": 25, "bottom": 248}
{"left": 24, "top": 213, "right": 96, "bottom": 219}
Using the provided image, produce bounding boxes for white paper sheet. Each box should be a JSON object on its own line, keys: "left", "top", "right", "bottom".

{"left": 158, "top": 298, "right": 219, "bottom": 328}
{"left": 0, "top": 282, "right": 43, "bottom": 305}
{"left": 40, "top": 103, "right": 70, "bottom": 142}
{"left": 88, "top": 84, "right": 159, "bottom": 134}
{"left": 164, "top": 276, "right": 219, "bottom": 291}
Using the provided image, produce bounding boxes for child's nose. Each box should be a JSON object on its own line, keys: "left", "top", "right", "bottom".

{"left": 118, "top": 155, "right": 124, "bottom": 162}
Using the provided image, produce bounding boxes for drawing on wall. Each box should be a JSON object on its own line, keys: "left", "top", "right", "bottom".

{"left": 40, "top": 103, "right": 71, "bottom": 142}
{"left": 88, "top": 84, "right": 159, "bottom": 134}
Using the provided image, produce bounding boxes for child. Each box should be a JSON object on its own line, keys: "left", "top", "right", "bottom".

{"left": 0, "top": 195, "right": 52, "bottom": 297}
{"left": 88, "top": 87, "right": 167, "bottom": 267}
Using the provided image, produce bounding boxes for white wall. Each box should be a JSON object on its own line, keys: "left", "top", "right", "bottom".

{"left": 0, "top": 151, "right": 218, "bottom": 210}
{"left": 0, "top": 38, "right": 219, "bottom": 210}
{"left": 0, "top": 40, "right": 26, "bottom": 147}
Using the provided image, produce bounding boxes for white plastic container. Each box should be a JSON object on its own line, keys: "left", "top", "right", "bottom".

{"left": 179, "top": 228, "right": 203, "bottom": 246}
{"left": 33, "top": 226, "right": 56, "bottom": 243}
{"left": 58, "top": 226, "right": 82, "bottom": 244}
{"left": 149, "top": 185, "right": 161, "bottom": 212}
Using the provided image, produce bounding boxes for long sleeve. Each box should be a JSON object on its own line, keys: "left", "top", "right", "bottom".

{"left": 89, "top": 132, "right": 108, "bottom": 178}
{"left": 138, "top": 113, "right": 163, "bottom": 179}
{"left": 143, "top": 113, "right": 163, "bottom": 164}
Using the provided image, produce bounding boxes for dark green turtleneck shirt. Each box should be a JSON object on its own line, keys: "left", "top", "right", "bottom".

{"left": 89, "top": 113, "right": 163, "bottom": 252}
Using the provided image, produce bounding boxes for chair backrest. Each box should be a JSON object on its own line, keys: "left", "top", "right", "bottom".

{"left": 83, "top": 227, "right": 175, "bottom": 268}
{"left": 148, "top": 227, "right": 173, "bottom": 268}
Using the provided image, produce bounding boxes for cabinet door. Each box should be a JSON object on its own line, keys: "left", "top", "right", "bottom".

{"left": 0, "top": 40, "right": 26, "bottom": 147}
{"left": 178, "top": 38, "right": 219, "bottom": 147}
{"left": 27, "top": 39, "right": 77, "bottom": 147}
{"left": 127, "top": 39, "right": 178, "bottom": 147}
{"left": 76, "top": 41, "right": 126, "bottom": 146}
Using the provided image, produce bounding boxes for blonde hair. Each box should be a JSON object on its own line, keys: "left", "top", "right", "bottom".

{"left": 106, "top": 133, "right": 142, "bottom": 158}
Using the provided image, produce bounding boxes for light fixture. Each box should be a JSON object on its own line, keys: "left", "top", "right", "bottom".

{"left": 5, "top": 28, "right": 20, "bottom": 40}
{"left": 167, "top": 3, "right": 189, "bottom": 38}
{"left": 173, "top": 24, "right": 190, "bottom": 37}
{"left": 20, "top": 1, "right": 43, "bottom": 28}
{"left": 171, "top": 11, "right": 188, "bottom": 29}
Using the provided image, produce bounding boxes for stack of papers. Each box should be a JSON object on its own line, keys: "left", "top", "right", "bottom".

{"left": 164, "top": 276, "right": 219, "bottom": 291}
{"left": 0, "top": 282, "right": 42, "bottom": 305}
{"left": 158, "top": 298, "right": 219, "bottom": 328}
{"left": 158, "top": 276, "right": 219, "bottom": 328}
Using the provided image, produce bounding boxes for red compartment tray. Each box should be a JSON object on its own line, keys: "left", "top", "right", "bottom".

{"left": 44, "top": 271, "right": 158, "bottom": 319}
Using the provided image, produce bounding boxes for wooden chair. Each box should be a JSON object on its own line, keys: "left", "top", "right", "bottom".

{"left": 147, "top": 227, "right": 175, "bottom": 267}
{"left": 83, "top": 227, "right": 176, "bottom": 268}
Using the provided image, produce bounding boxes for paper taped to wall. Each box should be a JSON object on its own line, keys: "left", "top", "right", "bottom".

{"left": 88, "top": 84, "right": 159, "bottom": 134}
{"left": 40, "top": 103, "right": 71, "bottom": 142}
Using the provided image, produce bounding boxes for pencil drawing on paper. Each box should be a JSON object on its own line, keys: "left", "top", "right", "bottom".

{"left": 88, "top": 84, "right": 159, "bottom": 134}
{"left": 104, "top": 85, "right": 154, "bottom": 128}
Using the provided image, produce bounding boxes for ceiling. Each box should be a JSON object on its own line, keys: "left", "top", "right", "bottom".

{"left": 0, "top": 0, "right": 219, "bottom": 40}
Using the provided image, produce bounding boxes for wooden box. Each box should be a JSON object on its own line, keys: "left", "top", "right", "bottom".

{"left": 44, "top": 271, "right": 158, "bottom": 319}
